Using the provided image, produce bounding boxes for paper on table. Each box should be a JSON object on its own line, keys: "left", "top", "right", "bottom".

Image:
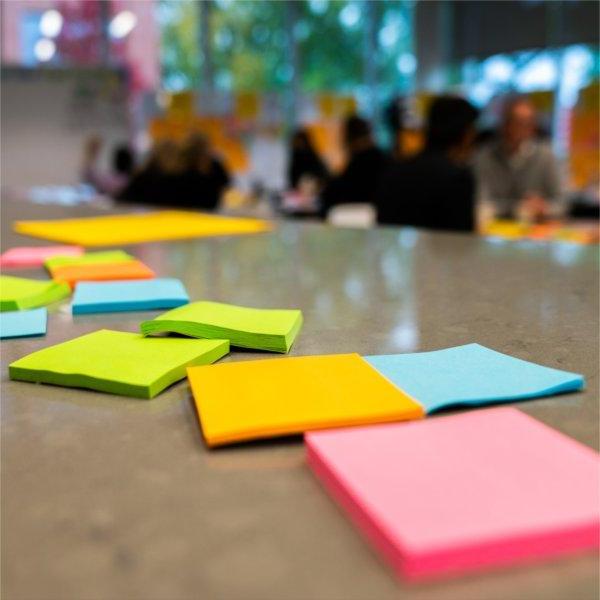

{"left": 306, "top": 407, "right": 600, "bottom": 580}
{"left": 50, "top": 261, "right": 155, "bottom": 289}
{"left": 0, "top": 245, "right": 83, "bottom": 269}
{"left": 0, "top": 308, "right": 47, "bottom": 339}
{"left": 72, "top": 278, "right": 189, "bottom": 314}
{"left": 9, "top": 329, "right": 229, "bottom": 399}
{"left": 14, "top": 211, "right": 273, "bottom": 246}
{"left": 141, "top": 301, "right": 303, "bottom": 353}
{"left": 187, "top": 353, "right": 424, "bottom": 447}
{"left": 45, "top": 250, "right": 134, "bottom": 271}
{"left": 0, "top": 275, "right": 70, "bottom": 312}
{"left": 365, "top": 344, "right": 584, "bottom": 413}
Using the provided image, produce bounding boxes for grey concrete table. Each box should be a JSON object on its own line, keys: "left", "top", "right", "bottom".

{"left": 2, "top": 199, "right": 598, "bottom": 600}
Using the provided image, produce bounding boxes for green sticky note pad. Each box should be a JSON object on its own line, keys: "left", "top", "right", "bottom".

{"left": 9, "top": 329, "right": 229, "bottom": 399}
{"left": 0, "top": 275, "right": 71, "bottom": 312}
{"left": 141, "top": 301, "right": 303, "bottom": 353}
{"left": 44, "top": 250, "right": 134, "bottom": 270}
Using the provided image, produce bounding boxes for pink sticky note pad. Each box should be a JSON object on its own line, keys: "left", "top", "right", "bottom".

{"left": 306, "top": 407, "right": 599, "bottom": 581}
{"left": 0, "top": 246, "right": 84, "bottom": 269}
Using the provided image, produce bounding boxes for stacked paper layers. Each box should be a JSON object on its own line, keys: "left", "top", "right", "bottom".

{"left": 15, "top": 210, "right": 273, "bottom": 246}
{"left": 306, "top": 408, "right": 600, "bottom": 580}
{"left": 0, "top": 245, "right": 83, "bottom": 269}
{"left": 72, "top": 278, "right": 189, "bottom": 314}
{"left": 9, "top": 330, "right": 229, "bottom": 399}
{"left": 0, "top": 275, "right": 70, "bottom": 312}
{"left": 0, "top": 308, "right": 47, "bottom": 339}
{"left": 187, "top": 344, "right": 584, "bottom": 447}
{"left": 141, "top": 301, "right": 303, "bottom": 353}
{"left": 45, "top": 250, "right": 155, "bottom": 289}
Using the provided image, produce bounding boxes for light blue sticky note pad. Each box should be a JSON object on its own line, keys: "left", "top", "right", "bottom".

{"left": 365, "top": 343, "right": 585, "bottom": 413}
{"left": 0, "top": 308, "right": 47, "bottom": 339}
{"left": 72, "top": 278, "right": 189, "bottom": 315}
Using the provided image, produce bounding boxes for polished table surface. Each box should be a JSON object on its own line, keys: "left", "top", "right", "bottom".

{"left": 2, "top": 198, "right": 599, "bottom": 600}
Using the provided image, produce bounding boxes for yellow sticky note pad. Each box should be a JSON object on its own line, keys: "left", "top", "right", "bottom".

{"left": 188, "top": 354, "right": 424, "bottom": 447}
{"left": 14, "top": 211, "right": 273, "bottom": 247}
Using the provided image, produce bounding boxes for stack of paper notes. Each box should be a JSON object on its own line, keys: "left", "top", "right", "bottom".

{"left": 45, "top": 250, "right": 155, "bottom": 289}
{"left": 72, "top": 278, "right": 189, "bottom": 314}
{"left": 0, "top": 308, "right": 47, "bottom": 339}
{"left": 188, "top": 354, "right": 424, "bottom": 447}
{"left": 0, "top": 275, "right": 70, "bottom": 311}
{"left": 364, "top": 343, "right": 585, "bottom": 413}
{"left": 306, "top": 407, "right": 600, "bottom": 580}
{"left": 9, "top": 329, "right": 229, "bottom": 399}
{"left": 14, "top": 210, "right": 273, "bottom": 246}
{"left": 0, "top": 245, "right": 83, "bottom": 269}
{"left": 141, "top": 301, "right": 303, "bottom": 353}
{"left": 187, "top": 344, "right": 584, "bottom": 447}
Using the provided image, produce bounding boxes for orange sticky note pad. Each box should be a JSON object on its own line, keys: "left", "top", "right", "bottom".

{"left": 187, "top": 353, "right": 424, "bottom": 448}
{"left": 51, "top": 261, "right": 155, "bottom": 289}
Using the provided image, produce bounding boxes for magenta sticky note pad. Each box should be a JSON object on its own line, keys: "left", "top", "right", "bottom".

{"left": 306, "top": 407, "right": 599, "bottom": 581}
{"left": 0, "top": 246, "right": 84, "bottom": 269}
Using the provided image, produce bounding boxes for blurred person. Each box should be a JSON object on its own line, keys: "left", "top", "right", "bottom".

{"left": 376, "top": 96, "right": 479, "bottom": 232}
{"left": 288, "top": 128, "right": 329, "bottom": 190}
{"left": 177, "top": 133, "right": 230, "bottom": 209}
{"left": 474, "top": 96, "right": 562, "bottom": 221}
{"left": 118, "top": 139, "right": 184, "bottom": 205}
{"left": 383, "top": 94, "right": 406, "bottom": 159}
{"left": 319, "top": 115, "right": 391, "bottom": 219}
{"left": 81, "top": 135, "right": 134, "bottom": 197}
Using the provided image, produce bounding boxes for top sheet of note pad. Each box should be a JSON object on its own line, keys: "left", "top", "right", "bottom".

{"left": 0, "top": 275, "right": 71, "bottom": 312}
{"left": 365, "top": 344, "right": 584, "bottom": 413}
{"left": 141, "top": 301, "right": 303, "bottom": 353}
{"left": 0, "top": 245, "right": 83, "bottom": 268}
{"left": 72, "top": 278, "right": 189, "bottom": 314}
{"left": 14, "top": 211, "right": 273, "bottom": 246}
{"left": 306, "top": 407, "right": 600, "bottom": 580}
{"left": 0, "top": 308, "right": 47, "bottom": 339}
{"left": 188, "top": 353, "right": 424, "bottom": 447}
{"left": 9, "top": 329, "right": 229, "bottom": 399}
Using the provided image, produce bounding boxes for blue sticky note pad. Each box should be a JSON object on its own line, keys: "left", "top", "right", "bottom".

{"left": 72, "top": 278, "right": 189, "bottom": 315}
{"left": 0, "top": 308, "right": 47, "bottom": 339}
{"left": 365, "top": 344, "right": 585, "bottom": 413}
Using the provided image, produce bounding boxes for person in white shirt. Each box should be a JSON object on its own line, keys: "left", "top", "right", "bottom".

{"left": 474, "top": 97, "right": 563, "bottom": 221}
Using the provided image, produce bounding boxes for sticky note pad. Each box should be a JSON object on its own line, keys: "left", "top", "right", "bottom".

{"left": 50, "top": 261, "right": 155, "bottom": 289}
{"left": 9, "top": 329, "right": 229, "bottom": 399}
{"left": 45, "top": 250, "right": 134, "bottom": 271}
{"left": 72, "top": 278, "right": 189, "bottom": 314}
{"left": 365, "top": 344, "right": 584, "bottom": 413}
{"left": 0, "top": 275, "right": 70, "bottom": 312}
{"left": 0, "top": 245, "right": 83, "bottom": 269}
{"left": 306, "top": 407, "right": 600, "bottom": 581}
{"left": 14, "top": 210, "right": 272, "bottom": 246}
{"left": 142, "top": 301, "right": 303, "bottom": 353}
{"left": 188, "top": 354, "right": 424, "bottom": 447}
{"left": 0, "top": 308, "right": 47, "bottom": 339}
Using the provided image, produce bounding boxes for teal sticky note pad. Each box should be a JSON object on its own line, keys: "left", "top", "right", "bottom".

{"left": 365, "top": 344, "right": 585, "bottom": 413}
{"left": 72, "top": 278, "right": 189, "bottom": 315}
{"left": 0, "top": 308, "right": 47, "bottom": 339}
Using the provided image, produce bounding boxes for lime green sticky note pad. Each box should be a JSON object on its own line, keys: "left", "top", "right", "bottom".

{"left": 9, "top": 329, "right": 229, "bottom": 399}
{"left": 44, "top": 250, "right": 134, "bottom": 270}
{"left": 0, "top": 275, "right": 70, "bottom": 312}
{"left": 140, "top": 301, "right": 303, "bottom": 353}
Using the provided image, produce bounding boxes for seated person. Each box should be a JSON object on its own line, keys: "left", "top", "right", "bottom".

{"left": 81, "top": 135, "right": 134, "bottom": 197}
{"left": 376, "top": 96, "right": 479, "bottom": 232}
{"left": 319, "top": 115, "right": 390, "bottom": 218}
{"left": 474, "top": 96, "right": 562, "bottom": 221}
{"left": 118, "top": 139, "right": 184, "bottom": 205}
{"left": 178, "top": 133, "right": 231, "bottom": 210}
{"left": 288, "top": 128, "right": 329, "bottom": 190}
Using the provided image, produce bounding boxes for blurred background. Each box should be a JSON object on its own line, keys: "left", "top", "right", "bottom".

{"left": 1, "top": 0, "right": 598, "bottom": 209}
